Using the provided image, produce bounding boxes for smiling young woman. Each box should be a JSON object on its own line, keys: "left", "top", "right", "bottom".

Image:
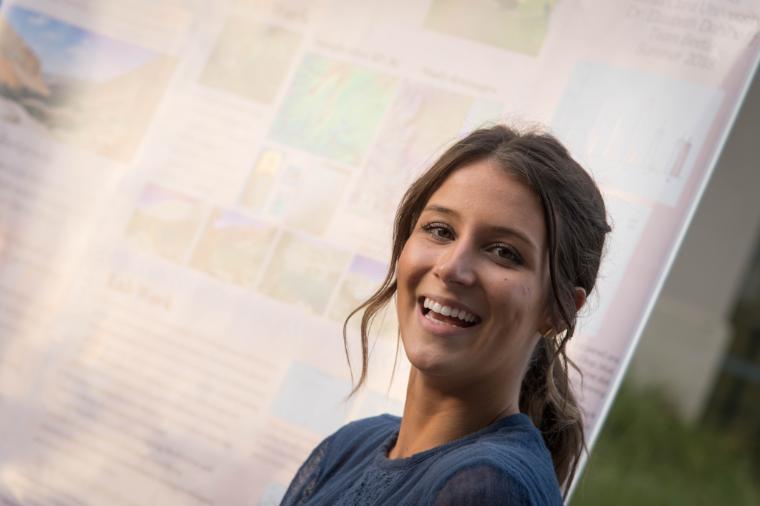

{"left": 281, "top": 125, "right": 611, "bottom": 505}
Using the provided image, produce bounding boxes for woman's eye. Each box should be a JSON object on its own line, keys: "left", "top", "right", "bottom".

{"left": 490, "top": 245, "right": 523, "bottom": 265}
{"left": 421, "top": 223, "right": 454, "bottom": 241}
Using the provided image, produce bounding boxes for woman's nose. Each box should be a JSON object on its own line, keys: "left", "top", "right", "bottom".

{"left": 433, "top": 242, "right": 476, "bottom": 286}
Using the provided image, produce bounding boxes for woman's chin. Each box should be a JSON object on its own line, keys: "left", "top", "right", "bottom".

{"left": 404, "top": 347, "right": 459, "bottom": 378}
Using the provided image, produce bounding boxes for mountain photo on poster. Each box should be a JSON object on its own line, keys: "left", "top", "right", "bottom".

{"left": 0, "top": 5, "right": 175, "bottom": 161}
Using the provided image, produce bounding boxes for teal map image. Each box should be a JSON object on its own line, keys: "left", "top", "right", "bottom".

{"left": 269, "top": 53, "right": 396, "bottom": 165}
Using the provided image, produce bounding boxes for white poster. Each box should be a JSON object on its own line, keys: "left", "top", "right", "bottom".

{"left": 0, "top": 0, "right": 758, "bottom": 504}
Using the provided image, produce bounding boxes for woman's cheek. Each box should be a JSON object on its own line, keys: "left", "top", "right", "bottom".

{"left": 398, "top": 238, "right": 436, "bottom": 287}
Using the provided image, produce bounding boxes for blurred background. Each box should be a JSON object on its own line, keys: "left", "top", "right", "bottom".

{"left": 571, "top": 70, "right": 760, "bottom": 505}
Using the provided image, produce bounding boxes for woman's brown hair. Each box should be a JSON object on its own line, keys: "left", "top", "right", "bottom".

{"left": 342, "top": 124, "right": 611, "bottom": 498}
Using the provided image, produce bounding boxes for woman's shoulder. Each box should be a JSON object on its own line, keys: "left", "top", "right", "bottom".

{"left": 330, "top": 413, "right": 400, "bottom": 446}
{"left": 337, "top": 413, "right": 400, "bottom": 434}
{"left": 425, "top": 414, "right": 563, "bottom": 505}
{"left": 280, "top": 414, "right": 401, "bottom": 505}
{"left": 320, "top": 413, "right": 400, "bottom": 465}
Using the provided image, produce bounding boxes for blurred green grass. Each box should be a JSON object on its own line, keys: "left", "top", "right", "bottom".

{"left": 570, "top": 382, "right": 760, "bottom": 506}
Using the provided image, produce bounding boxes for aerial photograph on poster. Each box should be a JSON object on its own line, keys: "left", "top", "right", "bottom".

{"left": 0, "top": 5, "right": 175, "bottom": 161}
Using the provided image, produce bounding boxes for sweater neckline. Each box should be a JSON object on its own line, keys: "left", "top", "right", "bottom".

{"left": 374, "top": 412, "right": 533, "bottom": 471}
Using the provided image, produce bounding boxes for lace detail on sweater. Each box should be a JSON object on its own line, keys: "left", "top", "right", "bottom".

{"left": 332, "top": 466, "right": 403, "bottom": 506}
{"left": 280, "top": 438, "right": 330, "bottom": 506}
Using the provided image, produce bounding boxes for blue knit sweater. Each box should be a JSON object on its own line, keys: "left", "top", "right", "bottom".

{"left": 281, "top": 413, "right": 563, "bottom": 505}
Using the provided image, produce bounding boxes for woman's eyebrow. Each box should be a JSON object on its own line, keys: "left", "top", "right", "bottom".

{"left": 422, "top": 204, "right": 537, "bottom": 252}
{"left": 422, "top": 204, "right": 457, "bottom": 217}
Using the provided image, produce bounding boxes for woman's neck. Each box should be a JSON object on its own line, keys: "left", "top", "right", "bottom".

{"left": 387, "top": 369, "right": 519, "bottom": 459}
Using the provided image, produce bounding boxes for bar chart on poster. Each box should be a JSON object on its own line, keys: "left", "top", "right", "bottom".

{"left": 0, "top": 0, "right": 758, "bottom": 504}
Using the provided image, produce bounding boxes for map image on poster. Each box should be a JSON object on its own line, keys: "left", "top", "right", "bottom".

{"left": 0, "top": 0, "right": 758, "bottom": 504}
{"left": 269, "top": 53, "right": 397, "bottom": 164}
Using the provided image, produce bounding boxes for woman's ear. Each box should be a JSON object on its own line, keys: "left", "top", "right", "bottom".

{"left": 539, "top": 287, "right": 587, "bottom": 336}
{"left": 574, "top": 287, "right": 587, "bottom": 312}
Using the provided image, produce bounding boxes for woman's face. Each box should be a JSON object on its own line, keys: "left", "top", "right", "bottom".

{"left": 396, "top": 158, "right": 550, "bottom": 389}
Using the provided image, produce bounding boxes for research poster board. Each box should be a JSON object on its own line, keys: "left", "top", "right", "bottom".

{"left": 0, "top": 0, "right": 758, "bottom": 504}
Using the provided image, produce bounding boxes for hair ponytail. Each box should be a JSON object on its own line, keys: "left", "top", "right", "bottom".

{"left": 520, "top": 334, "right": 586, "bottom": 499}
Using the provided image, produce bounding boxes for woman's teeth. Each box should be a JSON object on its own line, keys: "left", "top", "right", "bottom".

{"left": 423, "top": 297, "right": 478, "bottom": 324}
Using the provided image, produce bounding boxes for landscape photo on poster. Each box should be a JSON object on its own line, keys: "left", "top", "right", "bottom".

{"left": 269, "top": 53, "right": 397, "bottom": 165}
{"left": 200, "top": 15, "right": 301, "bottom": 104}
{"left": 424, "top": 0, "right": 556, "bottom": 55}
{"left": 0, "top": 5, "right": 175, "bottom": 161}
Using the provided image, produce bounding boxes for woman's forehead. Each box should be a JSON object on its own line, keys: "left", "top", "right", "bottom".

{"left": 425, "top": 161, "right": 545, "bottom": 240}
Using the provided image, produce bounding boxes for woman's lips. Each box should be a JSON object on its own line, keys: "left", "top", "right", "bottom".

{"left": 419, "top": 296, "right": 481, "bottom": 325}
{"left": 416, "top": 297, "right": 481, "bottom": 336}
